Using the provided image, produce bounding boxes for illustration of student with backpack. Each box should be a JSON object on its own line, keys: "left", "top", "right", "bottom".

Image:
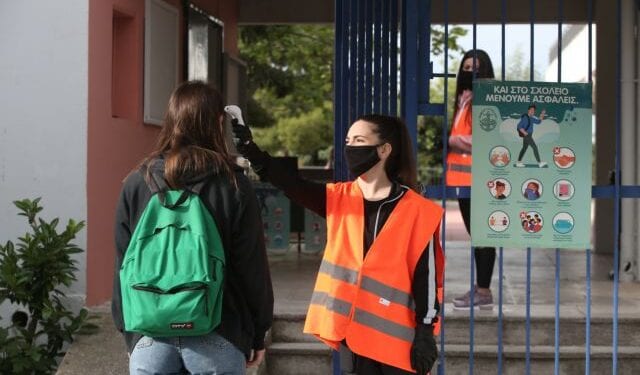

{"left": 113, "top": 81, "right": 273, "bottom": 374}
{"left": 515, "top": 104, "right": 547, "bottom": 168}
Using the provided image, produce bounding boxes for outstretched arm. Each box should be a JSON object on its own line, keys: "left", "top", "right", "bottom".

{"left": 230, "top": 112, "right": 327, "bottom": 217}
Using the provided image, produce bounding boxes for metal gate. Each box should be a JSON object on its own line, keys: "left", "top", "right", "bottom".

{"left": 333, "top": 0, "right": 640, "bottom": 374}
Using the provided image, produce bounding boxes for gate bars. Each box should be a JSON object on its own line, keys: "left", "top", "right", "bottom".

{"left": 332, "top": 0, "right": 636, "bottom": 374}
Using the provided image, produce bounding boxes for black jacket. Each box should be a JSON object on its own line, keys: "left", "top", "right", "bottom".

{"left": 112, "top": 160, "right": 273, "bottom": 357}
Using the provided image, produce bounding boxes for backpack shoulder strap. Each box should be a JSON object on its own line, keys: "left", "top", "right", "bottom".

{"left": 141, "top": 159, "right": 169, "bottom": 195}
{"left": 144, "top": 160, "right": 211, "bottom": 209}
{"left": 141, "top": 160, "right": 184, "bottom": 208}
{"left": 520, "top": 113, "right": 531, "bottom": 128}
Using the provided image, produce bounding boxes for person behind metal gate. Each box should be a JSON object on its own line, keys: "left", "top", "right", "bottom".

{"left": 233, "top": 113, "right": 445, "bottom": 374}
{"left": 445, "top": 49, "right": 498, "bottom": 310}
{"left": 112, "top": 81, "right": 273, "bottom": 374}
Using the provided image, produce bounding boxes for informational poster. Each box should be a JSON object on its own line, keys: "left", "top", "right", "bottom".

{"left": 254, "top": 182, "right": 290, "bottom": 253}
{"left": 303, "top": 209, "right": 326, "bottom": 253}
{"left": 471, "top": 81, "right": 592, "bottom": 249}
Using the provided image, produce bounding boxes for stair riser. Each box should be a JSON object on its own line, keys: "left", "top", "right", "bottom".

{"left": 444, "top": 320, "right": 639, "bottom": 346}
{"left": 442, "top": 356, "right": 640, "bottom": 375}
{"left": 267, "top": 353, "right": 332, "bottom": 375}
{"left": 271, "top": 319, "right": 318, "bottom": 343}
{"left": 273, "top": 317, "right": 639, "bottom": 346}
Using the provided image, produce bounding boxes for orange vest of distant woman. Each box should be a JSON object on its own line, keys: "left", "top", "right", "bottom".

{"left": 303, "top": 181, "right": 445, "bottom": 372}
{"left": 446, "top": 100, "right": 472, "bottom": 186}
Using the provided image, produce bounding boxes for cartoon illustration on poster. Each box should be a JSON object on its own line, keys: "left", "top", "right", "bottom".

{"left": 471, "top": 81, "right": 592, "bottom": 249}
{"left": 303, "top": 209, "right": 327, "bottom": 254}
{"left": 254, "top": 182, "right": 291, "bottom": 253}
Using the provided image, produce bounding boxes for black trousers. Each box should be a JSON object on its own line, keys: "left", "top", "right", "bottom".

{"left": 340, "top": 344, "right": 414, "bottom": 375}
{"left": 458, "top": 198, "right": 496, "bottom": 289}
{"left": 517, "top": 134, "right": 541, "bottom": 163}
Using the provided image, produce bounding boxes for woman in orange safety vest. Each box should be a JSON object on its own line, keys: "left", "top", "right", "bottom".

{"left": 233, "top": 114, "right": 445, "bottom": 374}
{"left": 446, "top": 50, "right": 498, "bottom": 310}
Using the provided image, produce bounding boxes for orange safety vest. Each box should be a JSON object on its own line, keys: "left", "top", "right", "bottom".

{"left": 303, "top": 182, "right": 444, "bottom": 372}
{"left": 446, "top": 100, "right": 472, "bottom": 186}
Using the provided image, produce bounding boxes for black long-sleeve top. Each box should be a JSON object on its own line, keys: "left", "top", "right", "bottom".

{"left": 243, "top": 143, "right": 434, "bottom": 324}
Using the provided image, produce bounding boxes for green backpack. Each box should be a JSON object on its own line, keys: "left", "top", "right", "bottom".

{"left": 120, "top": 167, "right": 225, "bottom": 337}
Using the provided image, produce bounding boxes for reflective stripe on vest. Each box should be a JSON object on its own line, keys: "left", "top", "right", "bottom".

{"left": 319, "top": 259, "right": 359, "bottom": 285}
{"left": 310, "top": 291, "right": 352, "bottom": 316}
{"left": 448, "top": 161, "right": 471, "bottom": 173}
{"left": 360, "top": 276, "right": 415, "bottom": 310}
{"left": 303, "top": 181, "right": 444, "bottom": 371}
{"left": 446, "top": 152, "right": 472, "bottom": 186}
{"left": 353, "top": 308, "right": 414, "bottom": 343}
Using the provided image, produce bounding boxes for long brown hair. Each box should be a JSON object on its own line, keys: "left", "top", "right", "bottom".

{"left": 357, "top": 114, "right": 419, "bottom": 193}
{"left": 141, "top": 81, "right": 236, "bottom": 188}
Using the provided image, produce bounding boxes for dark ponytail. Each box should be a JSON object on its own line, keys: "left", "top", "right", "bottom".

{"left": 357, "top": 114, "right": 419, "bottom": 193}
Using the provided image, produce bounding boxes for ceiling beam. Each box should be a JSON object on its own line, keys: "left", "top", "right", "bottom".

{"left": 238, "top": 0, "right": 602, "bottom": 25}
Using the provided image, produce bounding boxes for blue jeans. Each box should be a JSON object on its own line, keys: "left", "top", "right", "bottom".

{"left": 129, "top": 331, "right": 246, "bottom": 375}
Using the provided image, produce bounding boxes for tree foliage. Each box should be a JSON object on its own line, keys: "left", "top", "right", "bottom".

{"left": 239, "top": 24, "right": 468, "bottom": 168}
{"left": 504, "top": 46, "right": 544, "bottom": 81}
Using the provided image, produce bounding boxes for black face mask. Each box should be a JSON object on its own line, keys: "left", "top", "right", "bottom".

{"left": 458, "top": 70, "right": 475, "bottom": 91}
{"left": 344, "top": 144, "right": 382, "bottom": 178}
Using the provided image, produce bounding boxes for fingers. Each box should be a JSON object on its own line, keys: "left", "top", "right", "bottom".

{"left": 246, "top": 349, "right": 265, "bottom": 368}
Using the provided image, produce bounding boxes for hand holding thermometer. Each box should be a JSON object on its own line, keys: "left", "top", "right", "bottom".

{"left": 224, "top": 105, "right": 245, "bottom": 126}
{"left": 225, "top": 105, "right": 253, "bottom": 148}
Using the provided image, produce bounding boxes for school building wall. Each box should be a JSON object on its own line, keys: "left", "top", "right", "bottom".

{"left": 0, "top": 0, "right": 90, "bottom": 315}
{"left": 86, "top": 0, "right": 240, "bottom": 306}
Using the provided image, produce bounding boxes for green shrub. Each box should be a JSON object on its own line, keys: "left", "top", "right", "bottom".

{"left": 0, "top": 198, "right": 89, "bottom": 374}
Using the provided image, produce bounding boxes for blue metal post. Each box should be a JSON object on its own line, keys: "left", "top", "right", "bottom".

{"left": 357, "top": 0, "right": 365, "bottom": 116}
{"left": 526, "top": 2, "right": 534, "bottom": 373}
{"left": 373, "top": 0, "right": 382, "bottom": 113}
{"left": 530, "top": 0, "right": 535, "bottom": 82}
{"left": 390, "top": 0, "right": 398, "bottom": 115}
{"left": 612, "top": 0, "right": 622, "bottom": 373}
{"left": 468, "top": 3, "right": 478, "bottom": 374}
{"left": 498, "top": 1, "right": 506, "bottom": 373}
{"left": 585, "top": 248, "right": 592, "bottom": 375}
{"left": 348, "top": 0, "right": 357, "bottom": 126}
{"left": 585, "top": 1, "right": 593, "bottom": 373}
{"left": 334, "top": 0, "right": 349, "bottom": 184}
{"left": 401, "top": 0, "right": 418, "bottom": 147}
{"left": 381, "top": 0, "right": 389, "bottom": 114}
{"left": 554, "top": 3, "right": 563, "bottom": 374}
{"left": 554, "top": 249, "right": 560, "bottom": 375}
{"left": 526, "top": 247, "right": 532, "bottom": 375}
{"left": 438, "top": 3, "right": 449, "bottom": 374}
{"left": 365, "top": 0, "right": 373, "bottom": 114}
{"left": 418, "top": 0, "right": 429, "bottom": 106}
{"left": 333, "top": 6, "right": 345, "bottom": 372}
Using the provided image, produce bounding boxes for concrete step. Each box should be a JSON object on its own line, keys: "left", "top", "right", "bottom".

{"left": 266, "top": 342, "right": 332, "bottom": 375}
{"left": 270, "top": 305, "right": 640, "bottom": 347}
{"left": 271, "top": 312, "right": 318, "bottom": 343}
{"left": 442, "top": 344, "right": 640, "bottom": 375}
{"left": 263, "top": 341, "right": 640, "bottom": 375}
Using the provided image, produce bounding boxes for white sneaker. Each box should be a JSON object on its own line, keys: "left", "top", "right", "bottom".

{"left": 515, "top": 162, "right": 525, "bottom": 168}
{"left": 539, "top": 161, "right": 547, "bottom": 167}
